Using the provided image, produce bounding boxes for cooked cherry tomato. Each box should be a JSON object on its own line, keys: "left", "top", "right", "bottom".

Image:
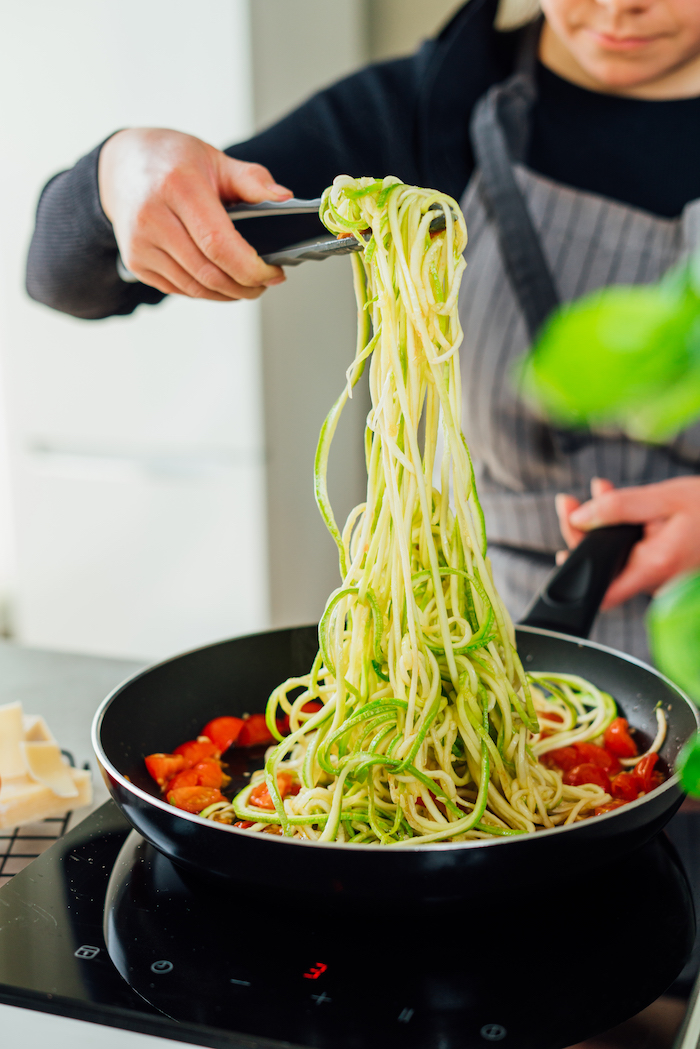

{"left": 634, "top": 753, "right": 659, "bottom": 793}
{"left": 545, "top": 746, "right": 580, "bottom": 771}
{"left": 594, "top": 800, "right": 627, "bottom": 816}
{"left": 167, "top": 758, "right": 224, "bottom": 793}
{"left": 249, "top": 771, "right": 300, "bottom": 810}
{"left": 563, "top": 763, "right": 611, "bottom": 792}
{"left": 165, "top": 767, "right": 199, "bottom": 791}
{"left": 234, "top": 820, "right": 254, "bottom": 829}
{"left": 604, "top": 717, "right": 638, "bottom": 758}
{"left": 611, "top": 771, "right": 642, "bottom": 801}
{"left": 145, "top": 752, "right": 186, "bottom": 788}
{"left": 167, "top": 786, "right": 226, "bottom": 813}
{"left": 173, "top": 737, "right": 220, "bottom": 765}
{"left": 237, "top": 714, "right": 276, "bottom": 747}
{"left": 201, "top": 716, "right": 244, "bottom": 753}
{"left": 572, "top": 742, "right": 622, "bottom": 776}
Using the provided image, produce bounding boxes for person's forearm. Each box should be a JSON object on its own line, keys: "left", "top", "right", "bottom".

{"left": 26, "top": 139, "right": 166, "bottom": 319}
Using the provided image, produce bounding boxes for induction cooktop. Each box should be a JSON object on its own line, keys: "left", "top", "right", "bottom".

{"left": 0, "top": 801, "right": 697, "bottom": 1049}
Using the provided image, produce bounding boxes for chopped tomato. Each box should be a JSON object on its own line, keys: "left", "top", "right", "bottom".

{"left": 594, "top": 800, "right": 628, "bottom": 816}
{"left": 572, "top": 742, "right": 622, "bottom": 776}
{"left": 166, "top": 758, "right": 224, "bottom": 793}
{"left": 611, "top": 771, "right": 642, "bottom": 801}
{"left": 145, "top": 752, "right": 186, "bottom": 788}
{"left": 545, "top": 746, "right": 580, "bottom": 771}
{"left": 604, "top": 718, "right": 638, "bottom": 758}
{"left": 237, "top": 714, "right": 276, "bottom": 747}
{"left": 201, "top": 716, "right": 244, "bottom": 753}
{"left": 634, "top": 753, "right": 659, "bottom": 793}
{"left": 540, "top": 710, "right": 564, "bottom": 723}
{"left": 249, "top": 771, "right": 300, "bottom": 811}
{"left": 234, "top": 820, "right": 254, "bottom": 829}
{"left": 167, "top": 786, "right": 226, "bottom": 813}
{"left": 165, "top": 767, "right": 199, "bottom": 791}
{"left": 563, "top": 763, "right": 611, "bottom": 792}
{"left": 173, "top": 737, "right": 220, "bottom": 765}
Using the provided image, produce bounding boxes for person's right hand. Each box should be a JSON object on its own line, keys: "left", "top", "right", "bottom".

{"left": 98, "top": 128, "right": 292, "bottom": 301}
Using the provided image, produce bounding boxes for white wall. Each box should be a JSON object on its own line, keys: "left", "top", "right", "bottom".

{"left": 0, "top": 1, "right": 267, "bottom": 660}
{"left": 250, "top": 1, "right": 370, "bottom": 628}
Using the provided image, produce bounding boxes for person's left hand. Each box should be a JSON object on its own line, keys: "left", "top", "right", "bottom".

{"left": 555, "top": 476, "right": 700, "bottom": 610}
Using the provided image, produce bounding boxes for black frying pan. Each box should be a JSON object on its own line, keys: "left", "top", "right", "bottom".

{"left": 93, "top": 526, "right": 700, "bottom": 900}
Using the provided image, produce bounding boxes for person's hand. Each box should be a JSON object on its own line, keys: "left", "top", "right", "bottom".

{"left": 98, "top": 128, "right": 292, "bottom": 301}
{"left": 555, "top": 476, "right": 700, "bottom": 610}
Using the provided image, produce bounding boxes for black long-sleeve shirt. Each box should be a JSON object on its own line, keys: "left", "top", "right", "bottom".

{"left": 25, "top": 0, "right": 700, "bottom": 321}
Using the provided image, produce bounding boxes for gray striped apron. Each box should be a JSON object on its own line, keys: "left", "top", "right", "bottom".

{"left": 458, "top": 46, "right": 700, "bottom": 662}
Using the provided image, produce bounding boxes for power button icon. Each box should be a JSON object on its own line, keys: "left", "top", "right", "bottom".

{"left": 481, "top": 1024, "right": 507, "bottom": 1041}
{"left": 150, "top": 960, "right": 174, "bottom": 974}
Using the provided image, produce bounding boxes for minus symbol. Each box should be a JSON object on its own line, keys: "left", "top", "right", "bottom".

{"left": 230, "top": 978, "right": 252, "bottom": 986}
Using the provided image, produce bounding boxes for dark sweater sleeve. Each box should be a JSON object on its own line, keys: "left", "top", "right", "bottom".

{"left": 26, "top": 139, "right": 167, "bottom": 320}
{"left": 25, "top": 56, "right": 424, "bottom": 321}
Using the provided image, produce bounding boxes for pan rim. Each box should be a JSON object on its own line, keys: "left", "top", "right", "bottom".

{"left": 91, "top": 623, "right": 699, "bottom": 855}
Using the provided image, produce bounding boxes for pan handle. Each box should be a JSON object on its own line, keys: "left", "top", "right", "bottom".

{"left": 518, "top": 524, "right": 643, "bottom": 638}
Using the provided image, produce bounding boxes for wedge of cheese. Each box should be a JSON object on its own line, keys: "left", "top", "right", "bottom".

{"left": 20, "top": 741, "right": 79, "bottom": 798}
{"left": 0, "top": 702, "right": 26, "bottom": 778}
{"left": 22, "top": 714, "right": 54, "bottom": 743}
{"left": 0, "top": 769, "right": 91, "bottom": 829}
{"left": 0, "top": 700, "right": 92, "bottom": 828}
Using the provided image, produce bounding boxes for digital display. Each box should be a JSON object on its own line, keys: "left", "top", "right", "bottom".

{"left": 303, "top": 962, "right": 328, "bottom": 980}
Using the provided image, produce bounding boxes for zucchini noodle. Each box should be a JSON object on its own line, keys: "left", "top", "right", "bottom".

{"left": 212, "top": 176, "right": 657, "bottom": 843}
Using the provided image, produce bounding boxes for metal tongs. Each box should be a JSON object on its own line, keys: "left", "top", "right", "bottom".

{"left": 226, "top": 197, "right": 451, "bottom": 267}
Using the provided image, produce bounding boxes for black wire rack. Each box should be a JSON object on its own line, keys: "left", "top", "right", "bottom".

{"left": 0, "top": 750, "right": 87, "bottom": 888}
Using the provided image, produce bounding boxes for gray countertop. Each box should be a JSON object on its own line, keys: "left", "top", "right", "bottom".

{"left": 0, "top": 639, "right": 145, "bottom": 817}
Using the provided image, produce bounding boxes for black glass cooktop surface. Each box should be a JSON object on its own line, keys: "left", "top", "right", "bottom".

{"left": 0, "top": 801, "right": 697, "bottom": 1049}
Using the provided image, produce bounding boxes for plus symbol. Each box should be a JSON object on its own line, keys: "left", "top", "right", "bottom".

{"left": 311, "top": 991, "right": 332, "bottom": 1006}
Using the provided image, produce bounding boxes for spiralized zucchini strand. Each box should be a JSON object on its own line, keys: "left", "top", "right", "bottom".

{"left": 217, "top": 176, "right": 644, "bottom": 843}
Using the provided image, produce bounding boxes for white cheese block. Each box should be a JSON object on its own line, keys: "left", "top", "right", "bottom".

{"left": 20, "top": 740, "right": 79, "bottom": 798}
{"left": 0, "top": 701, "right": 25, "bottom": 778}
{"left": 0, "top": 769, "right": 92, "bottom": 829}
{"left": 22, "top": 714, "right": 54, "bottom": 742}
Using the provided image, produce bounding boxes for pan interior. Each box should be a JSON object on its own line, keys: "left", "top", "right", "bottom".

{"left": 98, "top": 623, "right": 698, "bottom": 803}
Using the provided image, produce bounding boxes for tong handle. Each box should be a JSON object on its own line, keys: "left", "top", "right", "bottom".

{"left": 225, "top": 197, "right": 322, "bottom": 221}
{"left": 262, "top": 236, "right": 364, "bottom": 268}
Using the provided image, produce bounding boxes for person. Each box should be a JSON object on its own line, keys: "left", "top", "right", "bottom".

{"left": 25, "top": 0, "right": 700, "bottom": 662}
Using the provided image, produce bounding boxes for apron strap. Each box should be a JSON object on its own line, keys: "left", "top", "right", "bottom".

{"left": 470, "top": 25, "right": 591, "bottom": 455}
{"left": 469, "top": 29, "right": 559, "bottom": 340}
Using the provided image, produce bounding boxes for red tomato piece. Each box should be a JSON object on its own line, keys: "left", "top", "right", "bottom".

{"left": 563, "top": 763, "right": 611, "bottom": 792}
{"left": 167, "top": 758, "right": 225, "bottom": 793}
{"left": 604, "top": 718, "right": 638, "bottom": 758}
{"left": 249, "top": 771, "right": 300, "bottom": 811}
{"left": 594, "top": 800, "right": 628, "bottom": 816}
{"left": 201, "top": 716, "right": 244, "bottom": 753}
{"left": 572, "top": 742, "right": 622, "bottom": 776}
{"left": 234, "top": 820, "right": 254, "bottom": 829}
{"left": 611, "top": 771, "right": 642, "bottom": 801}
{"left": 145, "top": 753, "right": 186, "bottom": 788}
{"left": 634, "top": 753, "right": 659, "bottom": 794}
{"left": 167, "top": 786, "right": 226, "bottom": 813}
{"left": 302, "top": 701, "right": 323, "bottom": 715}
{"left": 173, "top": 737, "right": 220, "bottom": 765}
{"left": 545, "top": 746, "right": 580, "bottom": 771}
{"left": 237, "top": 714, "right": 276, "bottom": 748}
{"left": 165, "top": 767, "right": 200, "bottom": 791}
